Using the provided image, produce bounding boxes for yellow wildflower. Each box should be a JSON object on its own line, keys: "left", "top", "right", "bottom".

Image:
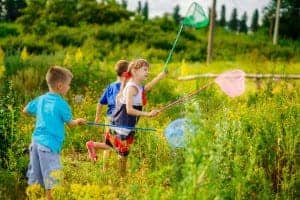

{"left": 0, "top": 65, "right": 5, "bottom": 78}
{"left": 75, "top": 48, "right": 83, "bottom": 63}
{"left": 63, "top": 52, "right": 72, "bottom": 66}
{"left": 26, "top": 184, "right": 44, "bottom": 199}
{"left": 0, "top": 47, "right": 4, "bottom": 65}
{"left": 21, "top": 47, "right": 28, "bottom": 61}
{"left": 181, "top": 59, "right": 188, "bottom": 76}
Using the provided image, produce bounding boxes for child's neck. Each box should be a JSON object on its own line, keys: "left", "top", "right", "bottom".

{"left": 49, "top": 88, "right": 62, "bottom": 95}
{"left": 130, "top": 77, "right": 142, "bottom": 86}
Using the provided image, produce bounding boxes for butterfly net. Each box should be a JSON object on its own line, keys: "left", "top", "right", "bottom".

{"left": 182, "top": 2, "right": 209, "bottom": 29}
{"left": 214, "top": 70, "right": 246, "bottom": 97}
{"left": 163, "top": 2, "right": 209, "bottom": 72}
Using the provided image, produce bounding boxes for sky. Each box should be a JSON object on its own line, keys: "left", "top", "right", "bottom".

{"left": 123, "top": 0, "right": 271, "bottom": 24}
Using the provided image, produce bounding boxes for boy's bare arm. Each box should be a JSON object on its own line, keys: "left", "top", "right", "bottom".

{"left": 22, "top": 106, "right": 32, "bottom": 116}
{"left": 67, "top": 118, "right": 86, "bottom": 128}
{"left": 144, "top": 71, "right": 166, "bottom": 92}
{"left": 95, "top": 103, "right": 103, "bottom": 123}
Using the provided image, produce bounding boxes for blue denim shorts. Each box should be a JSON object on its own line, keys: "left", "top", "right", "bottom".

{"left": 27, "top": 142, "right": 61, "bottom": 189}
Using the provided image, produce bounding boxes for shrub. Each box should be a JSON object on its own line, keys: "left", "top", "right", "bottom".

{"left": 0, "top": 80, "right": 21, "bottom": 168}
{"left": 47, "top": 26, "right": 87, "bottom": 47}
{"left": 0, "top": 23, "right": 20, "bottom": 38}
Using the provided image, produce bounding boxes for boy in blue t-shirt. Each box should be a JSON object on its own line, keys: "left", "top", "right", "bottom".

{"left": 91, "top": 60, "right": 129, "bottom": 167}
{"left": 23, "top": 66, "right": 86, "bottom": 200}
{"left": 94, "top": 60, "right": 129, "bottom": 122}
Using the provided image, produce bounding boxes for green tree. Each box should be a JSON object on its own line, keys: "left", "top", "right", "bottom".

{"left": 0, "top": 0, "right": 6, "bottom": 21}
{"left": 44, "top": 0, "right": 79, "bottom": 26}
{"left": 92, "top": 1, "right": 132, "bottom": 24}
{"left": 17, "top": 0, "right": 132, "bottom": 30}
{"left": 16, "top": 0, "right": 46, "bottom": 33}
{"left": 121, "top": 0, "right": 127, "bottom": 8}
{"left": 263, "top": 0, "right": 300, "bottom": 40}
{"left": 251, "top": 9, "right": 259, "bottom": 32}
{"left": 173, "top": 4, "right": 181, "bottom": 25}
{"left": 137, "top": 1, "right": 142, "bottom": 15}
{"left": 0, "top": 0, "right": 26, "bottom": 21}
{"left": 229, "top": 8, "right": 238, "bottom": 31}
{"left": 219, "top": 4, "right": 226, "bottom": 27}
{"left": 142, "top": 1, "right": 149, "bottom": 21}
{"left": 239, "top": 12, "right": 248, "bottom": 33}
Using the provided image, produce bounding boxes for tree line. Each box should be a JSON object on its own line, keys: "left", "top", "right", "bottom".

{"left": 0, "top": 0, "right": 299, "bottom": 40}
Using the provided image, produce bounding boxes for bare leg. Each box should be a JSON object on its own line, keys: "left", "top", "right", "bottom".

{"left": 118, "top": 155, "right": 127, "bottom": 177}
{"left": 93, "top": 141, "right": 112, "bottom": 171}
{"left": 46, "top": 189, "right": 53, "bottom": 200}
{"left": 103, "top": 150, "right": 111, "bottom": 171}
{"left": 86, "top": 141, "right": 111, "bottom": 162}
{"left": 93, "top": 142, "right": 111, "bottom": 150}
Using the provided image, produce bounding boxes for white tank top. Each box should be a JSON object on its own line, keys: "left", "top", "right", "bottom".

{"left": 120, "top": 81, "right": 143, "bottom": 106}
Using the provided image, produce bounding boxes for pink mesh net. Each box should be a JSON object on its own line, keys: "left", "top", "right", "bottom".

{"left": 214, "top": 70, "right": 246, "bottom": 97}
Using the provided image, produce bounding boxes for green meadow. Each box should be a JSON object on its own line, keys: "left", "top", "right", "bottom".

{"left": 0, "top": 1, "right": 299, "bottom": 199}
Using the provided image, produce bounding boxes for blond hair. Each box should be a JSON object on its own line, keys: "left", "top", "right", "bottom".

{"left": 127, "top": 59, "right": 149, "bottom": 72}
{"left": 46, "top": 66, "right": 73, "bottom": 89}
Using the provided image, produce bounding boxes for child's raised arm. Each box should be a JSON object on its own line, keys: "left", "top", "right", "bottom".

{"left": 144, "top": 71, "right": 166, "bottom": 92}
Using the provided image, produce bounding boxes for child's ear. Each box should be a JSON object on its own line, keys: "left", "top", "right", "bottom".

{"left": 57, "top": 82, "right": 63, "bottom": 90}
{"left": 131, "top": 68, "right": 137, "bottom": 75}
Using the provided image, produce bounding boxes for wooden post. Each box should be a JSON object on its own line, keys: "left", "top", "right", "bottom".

{"left": 207, "top": 0, "right": 216, "bottom": 64}
{"left": 273, "top": 0, "right": 281, "bottom": 45}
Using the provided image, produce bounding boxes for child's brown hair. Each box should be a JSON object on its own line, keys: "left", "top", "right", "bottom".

{"left": 46, "top": 66, "right": 73, "bottom": 89}
{"left": 117, "top": 59, "right": 150, "bottom": 99}
{"left": 115, "top": 60, "right": 129, "bottom": 77}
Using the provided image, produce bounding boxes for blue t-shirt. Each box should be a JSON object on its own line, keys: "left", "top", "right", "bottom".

{"left": 99, "top": 81, "right": 121, "bottom": 116}
{"left": 25, "top": 92, "right": 72, "bottom": 153}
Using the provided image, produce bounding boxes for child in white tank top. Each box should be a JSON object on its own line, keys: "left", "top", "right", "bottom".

{"left": 86, "top": 59, "right": 166, "bottom": 176}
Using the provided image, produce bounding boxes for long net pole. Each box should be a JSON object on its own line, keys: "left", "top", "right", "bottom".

{"left": 162, "top": 24, "right": 184, "bottom": 72}
{"left": 86, "top": 122, "right": 156, "bottom": 132}
{"left": 159, "top": 70, "right": 246, "bottom": 112}
{"left": 158, "top": 81, "right": 213, "bottom": 113}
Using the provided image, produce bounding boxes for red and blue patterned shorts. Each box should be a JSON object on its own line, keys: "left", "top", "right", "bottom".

{"left": 105, "top": 130, "right": 134, "bottom": 156}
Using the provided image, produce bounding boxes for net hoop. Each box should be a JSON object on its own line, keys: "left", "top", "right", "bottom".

{"left": 182, "top": 2, "right": 209, "bottom": 29}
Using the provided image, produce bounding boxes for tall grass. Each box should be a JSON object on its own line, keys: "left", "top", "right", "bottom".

{"left": 177, "top": 80, "right": 299, "bottom": 199}
{"left": 1, "top": 52, "right": 299, "bottom": 199}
